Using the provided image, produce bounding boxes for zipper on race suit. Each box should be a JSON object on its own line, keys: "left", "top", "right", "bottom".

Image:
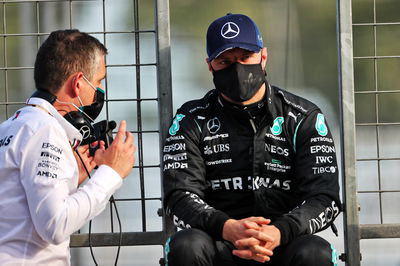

{"left": 249, "top": 119, "right": 257, "bottom": 133}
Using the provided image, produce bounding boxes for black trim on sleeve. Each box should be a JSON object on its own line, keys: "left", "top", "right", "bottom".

{"left": 271, "top": 217, "right": 300, "bottom": 246}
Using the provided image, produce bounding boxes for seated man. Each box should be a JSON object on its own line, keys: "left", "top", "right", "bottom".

{"left": 162, "top": 13, "right": 341, "bottom": 266}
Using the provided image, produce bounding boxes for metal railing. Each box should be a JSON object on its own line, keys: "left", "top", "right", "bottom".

{"left": 338, "top": 0, "right": 400, "bottom": 264}
{"left": 0, "top": 0, "right": 174, "bottom": 264}
{"left": 4, "top": 0, "right": 400, "bottom": 264}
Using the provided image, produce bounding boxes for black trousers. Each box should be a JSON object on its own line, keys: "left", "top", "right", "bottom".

{"left": 165, "top": 228, "right": 337, "bottom": 266}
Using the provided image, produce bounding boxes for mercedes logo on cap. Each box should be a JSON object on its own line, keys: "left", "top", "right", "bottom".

{"left": 221, "top": 22, "right": 240, "bottom": 39}
{"left": 79, "top": 125, "right": 91, "bottom": 140}
{"left": 207, "top": 117, "right": 221, "bottom": 134}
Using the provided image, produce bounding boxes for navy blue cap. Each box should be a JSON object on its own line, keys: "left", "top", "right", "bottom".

{"left": 206, "top": 13, "right": 263, "bottom": 61}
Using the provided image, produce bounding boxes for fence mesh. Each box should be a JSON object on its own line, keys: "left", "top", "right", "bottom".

{"left": 0, "top": 0, "right": 173, "bottom": 265}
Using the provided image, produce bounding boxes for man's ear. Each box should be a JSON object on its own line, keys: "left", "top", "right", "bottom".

{"left": 206, "top": 58, "right": 213, "bottom": 72}
{"left": 70, "top": 72, "right": 84, "bottom": 97}
{"left": 261, "top": 47, "right": 268, "bottom": 70}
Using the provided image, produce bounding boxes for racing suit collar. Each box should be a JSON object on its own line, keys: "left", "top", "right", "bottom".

{"left": 218, "top": 83, "right": 269, "bottom": 113}
{"left": 216, "top": 82, "right": 274, "bottom": 129}
{"left": 26, "top": 97, "right": 83, "bottom": 148}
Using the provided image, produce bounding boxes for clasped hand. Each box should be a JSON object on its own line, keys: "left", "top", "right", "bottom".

{"left": 222, "top": 217, "right": 281, "bottom": 263}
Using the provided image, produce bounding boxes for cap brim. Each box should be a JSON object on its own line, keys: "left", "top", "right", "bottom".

{"left": 208, "top": 43, "right": 261, "bottom": 61}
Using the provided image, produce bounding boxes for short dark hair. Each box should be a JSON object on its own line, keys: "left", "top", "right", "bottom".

{"left": 34, "top": 29, "right": 108, "bottom": 94}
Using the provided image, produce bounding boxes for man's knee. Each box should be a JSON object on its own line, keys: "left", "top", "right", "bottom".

{"left": 294, "top": 235, "right": 336, "bottom": 266}
{"left": 165, "top": 229, "right": 216, "bottom": 266}
{"left": 284, "top": 235, "right": 337, "bottom": 266}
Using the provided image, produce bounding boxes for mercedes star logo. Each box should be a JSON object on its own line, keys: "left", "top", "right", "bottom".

{"left": 207, "top": 117, "right": 221, "bottom": 134}
{"left": 79, "top": 125, "right": 91, "bottom": 140}
{"left": 221, "top": 22, "right": 240, "bottom": 39}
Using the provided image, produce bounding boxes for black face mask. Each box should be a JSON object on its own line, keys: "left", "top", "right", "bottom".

{"left": 62, "top": 88, "right": 106, "bottom": 145}
{"left": 79, "top": 88, "right": 105, "bottom": 121}
{"left": 212, "top": 62, "right": 265, "bottom": 102}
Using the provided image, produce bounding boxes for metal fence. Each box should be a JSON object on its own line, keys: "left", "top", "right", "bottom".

{"left": 0, "top": 0, "right": 174, "bottom": 265}
{"left": 3, "top": 0, "right": 400, "bottom": 265}
{"left": 338, "top": 0, "right": 400, "bottom": 265}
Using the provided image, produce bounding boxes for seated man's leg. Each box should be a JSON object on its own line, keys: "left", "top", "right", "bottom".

{"left": 165, "top": 228, "right": 239, "bottom": 266}
{"left": 270, "top": 235, "right": 338, "bottom": 266}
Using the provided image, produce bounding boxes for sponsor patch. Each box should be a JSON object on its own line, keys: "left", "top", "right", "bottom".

{"left": 169, "top": 114, "right": 185, "bottom": 136}
{"left": 310, "top": 136, "right": 333, "bottom": 143}
{"left": 265, "top": 143, "right": 289, "bottom": 157}
{"left": 310, "top": 145, "right": 335, "bottom": 154}
{"left": 189, "top": 103, "right": 210, "bottom": 113}
{"left": 265, "top": 162, "right": 291, "bottom": 173}
{"left": 265, "top": 133, "right": 286, "bottom": 141}
{"left": 210, "top": 176, "right": 243, "bottom": 190}
{"left": 206, "top": 158, "right": 232, "bottom": 166}
{"left": 252, "top": 176, "right": 291, "bottom": 191}
{"left": 37, "top": 160, "right": 60, "bottom": 172}
{"left": 312, "top": 166, "right": 337, "bottom": 174}
{"left": 270, "top": 117, "right": 284, "bottom": 136}
{"left": 278, "top": 91, "right": 308, "bottom": 113}
{"left": 165, "top": 135, "right": 185, "bottom": 142}
{"left": 163, "top": 143, "right": 186, "bottom": 153}
{"left": 40, "top": 151, "right": 60, "bottom": 162}
{"left": 0, "top": 135, "right": 13, "bottom": 147}
{"left": 163, "top": 152, "right": 187, "bottom": 162}
{"left": 203, "top": 133, "right": 229, "bottom": 141}
{"left": 36, "top": 170, "right": 57, "bottom": 179}
{"left": 203, "top": 144, "right": 230, "bottom": 155}
{"left": 207, "top": 117, "right": 221, "bottom": 134}
{"left": 186, "top": 191, "right": 212, "bottom": 209}
{"left": 315, "top": 113, "right": 328, "bottom": 136}
{"left": 42, "top": 142, "right": 63, "bottom": 154}
{"left": 309, "top": 201, "right": 340, "bottom": 233}
{"left": 288, "top": 112, "right": 298, "bottom": 122}
{"left": 12, "top": 111, "right": 21, "bottom": 121}
{"left": 315, "top": 156, "right": 334, "bottom": 164}
{"left": 163, "top": 162, "right": 188, "bottom": 170}
{"left": 173, "top": 215, "right": 191, "bottom": 229}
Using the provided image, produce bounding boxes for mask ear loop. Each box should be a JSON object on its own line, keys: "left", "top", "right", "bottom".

{"left": 259, "top": 51, "right": 267, "bottom": 77}
{"left": 82, "top": 75, "right": 98, "bottom": 92}
{"left": 77, "top": 96, "right": 84, "bottom": 107}
{"left": 56, "top": 99, "right": 95, "bottom": 123}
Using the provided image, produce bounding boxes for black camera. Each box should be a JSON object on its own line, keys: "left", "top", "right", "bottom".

{"left": 89, "top": 120, "right": 117, "bottom": 156}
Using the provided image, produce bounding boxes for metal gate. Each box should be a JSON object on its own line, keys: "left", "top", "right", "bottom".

{"left": 0, "top": 0, "right": 174, "bottom": 265}
{"left": 337, "top": 0, "right": 400, "bottom": 265}
{"left": 4, "top": 0, "right": 400, "bottom": 265}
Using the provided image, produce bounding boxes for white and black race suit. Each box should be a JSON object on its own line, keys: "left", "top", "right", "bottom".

{"left": 163, "top": 85, "right": 341, "bottom": 246}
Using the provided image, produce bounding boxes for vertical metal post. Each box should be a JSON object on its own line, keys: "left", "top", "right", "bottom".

{"left": 337, "top": 0, "right": 361, "bottom": 265}
{"left": 155, "top": 0, "right": 175, "bottom": 242}
{"left": 133, "top": 0, "right": 147, "bottom": 233}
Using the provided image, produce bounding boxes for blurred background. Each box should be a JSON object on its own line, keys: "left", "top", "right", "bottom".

{"left": 1, "top": 0, "right": 400, "bottom": 265}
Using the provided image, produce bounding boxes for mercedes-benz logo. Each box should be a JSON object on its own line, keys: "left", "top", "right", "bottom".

{"left": 79, "top": 125, "right": 91, "bottom": 140}
{"left": 221, "top": 22, "right": 240, "bottom": 39}
{"left": 207, "top": 117, "right": 221, "bottom": 134}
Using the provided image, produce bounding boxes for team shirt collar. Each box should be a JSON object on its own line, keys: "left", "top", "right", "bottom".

{"left": 26, "top": 97, "right": 83, "bottom": 149}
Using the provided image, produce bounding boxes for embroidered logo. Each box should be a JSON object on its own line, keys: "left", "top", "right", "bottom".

{"left": 315, "top": 113, "right": 328, "bottom": 136}
{"left": 169, "top": 114, "right": 185, "bottom": 136}
{"left": 271, "top": 117, "right": 284, "bottom": 136}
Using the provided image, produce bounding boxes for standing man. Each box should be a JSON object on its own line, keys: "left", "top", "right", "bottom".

{"left": 0, "top": 30, "right": 136, "bottom": 265}
{"left": 163, "top": 13, "right": 341, "bottom": 266}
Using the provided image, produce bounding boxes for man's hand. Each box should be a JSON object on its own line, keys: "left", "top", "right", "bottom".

{"left": 233, "top": 224, "right": 281, "bottom": 262}
{"left": 94, "top": 120, "right": 136, "bottom": 178}
{"left": 74, "top": 144, "right": 98, "bottom": 185}
{"left": 260, "top": 225, "right": 281, "bottom": 251}
{"left": 222, "top": 217, "right": 274, "bottom": 263}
